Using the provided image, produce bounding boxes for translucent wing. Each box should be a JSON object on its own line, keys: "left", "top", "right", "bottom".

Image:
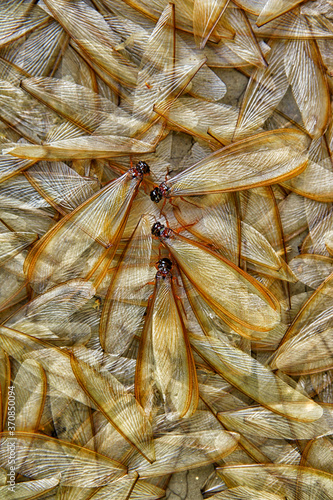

{"left": 130, "top": 480, "right": 165, "bottom": 499}
{"left": 4, "top": 135, "right": 155, "bottom": 160}
{"left": 189, "top": 331, "right": 323, "bottom": 421}
{"left": 0, "top": 155, "right": 35, "bottom": 184}
{"left": 128, "top": 427, "right": 239, "bottom": 477}
{"left": 0, "top": 175, "right": 56, "bottom": 239}
{"left": 218, "top": 6, "right": 266, "bottom": 69}
{"left": 193, "top": 0, "right": 229, "bottom": 49}
{"left": 155, "top": 97, "right": 238, "bottom": 146}
{"left": 302, "top": 436, "right": 333, "bottom": 473}
{"left": 70, "top": 347, "right": 155, "bottom": 463}
{"left": 0, "top": 1, "right": 50, "bottom": 48}
{"left": 0, "top": 174, "right": 53, "bottom": 214}
{"left": 122, "top": 0, "right": 196, "bottom": 36}
{"left": 278, "top": 192, "right": 309, "bottom": 242}
{"left": 2, "top": 21, "right": 67, "bottom": 78}
{"left": 284, "top": 39, "right": 330, "bottom": 139}
{"left": 0, "top": 327, "right": 92, "bottom": 408}
{"left": 100, "top": 215, "right": 155, "bottom": 355}
{"left": 218, "top": 404, "right": 333, "bottom": 440}
{"left": 0, "top": 231, "right": 37, "bottom": 266}
{"left": 217, "top": 464, "right": 333, "bottom": 499}
{"left": 233, "top": 0, "right": 267, "bottom": 16}
{"left": 0, "top": 348, "right": 9, "bottom": 431}
{"left": 156, "top": 228, "right": 280, "bottom": 332}
{"left": 289, "top": 254, "right": 333, "bottom": 289}
{"left": 0, "top": 432, "right": 126, "bottom": 487}
{"left": 9, "top": 359, "right": 46, "bottom": 432}
{"left": 24, "top": 171, "right": 144, "bottom": 292}
{"left": 25, "top": 162, "right": 100, "bottom": 215}
{"left": 174, "top": 197, "right": 297, "bottom": 282}
{"left": 43, "top": 0, "right": 139, "bottom": 87}
{"left": 252, "top": 9, "right": 333, "bottom": 39}
{"left": 184, "top": 62, "right": 226, "bottom": 102}
{"left": 4, "top": 280, "right": 95, "bottom": 344}
{"left": 163, "top": 129, "right": 310, "bottom": 196}
{"left": 208, "top": 487, "right": 287, "bottom": 499}
{"left": 0, "top": 80, "right": 63, "bottom": 144}
{"left": 80, "top": 475, "right": 136, "bottom": 500}
{"left": 182, "top": 268, "right": 285, "bottom": 345}
{"left": 59, "top": 476, "right": 165, "bottom": 500}
{"left": 301, "top": 204, "right": 333, "bottom": 256}
{"left": 272, "top": 270, "right": 333, "bottom": 337}
{"left": 0, "top": 252, "right": 29, "bottom": 312}
{"left": 234, "top": 41, "right": 288, "bottom": 140}
{"left": 21, "top": 77, "right": 135, "bottom": 135}
{"left": 128, "top": 3, "right": 207, "bottom": 135}
{"left": 256, "top": 0, "right": 307, "bottom": 26}
{"left": 281, "top": 158, "right": 333, "bottom": 202}
{"left": 0, "top": 476, "right": 60, "bottom": 499}
{"left": 270, "top": 275, "right": 333, "bottom": 375}
{"left": 72, "top": 407, "right": 134, "bottom": 463}
{"left": 51, "top": 391, "right": 93, "bottom": 444}
{"left": 135, "top": 266, "right": 198, "bottom": 419}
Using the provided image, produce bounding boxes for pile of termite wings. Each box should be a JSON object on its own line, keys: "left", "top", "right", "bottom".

{"left": 0, "top": 0, "right": 332, "bottom": 499}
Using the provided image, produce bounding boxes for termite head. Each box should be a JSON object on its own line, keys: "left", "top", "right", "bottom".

{"left": 150, "top": 187, "right": 163, "bottom": 203}
{"left": 151, "top": 221, "right": 164, "bottom": 237}
{"left": 156, "top": 257, "right": 173, "bottom": 279}
{"left": 151, "top": 222, "right": 171, "bottom": 239}
{"left": 150, "top": 182, "right": 170, "bottom": 203}
{"left": 130, "top": 161, "right": 150, "bottom": 178}
{"left": 158, "top": 257, "right": 172, "bottom": 272}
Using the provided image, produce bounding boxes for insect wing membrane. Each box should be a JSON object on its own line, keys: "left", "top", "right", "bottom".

{"left": 161, "top": 231, "right": 280, "bottom": 332}
{"left": 25, "top": 172, "right": 141, "bottom": 292}
{"left": 0, "top": 431, "right": 126, "bottom": 487}
{"left": 100, "top": 215, "right": 155, "bottom": 355}
{"left": 135, "top": 270, "right": 198, "bottom": 419}
{"left": 193, "top": 0, "right": 229, "bottom": 49}
{"left": 164, "top": 129, "right": 309, "bottom": 196}
{"left": 70, "top": 348, "right": 155, "bottom": 463}
{"left": 43, "top": 0, "right": 138, "bottom": 88}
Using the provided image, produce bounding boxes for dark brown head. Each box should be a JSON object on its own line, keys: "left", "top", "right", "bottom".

{"left": 150, "top": 182, "right": 170, "bottom": 203}
{"left": 157, "top": 257, "right": 172, "bottom": 272}
{"left": 151, "top": 221, "right": 165, "bottom": 237}
{"left": 151, "top": 222, "right": 172, "bottom": 239}
{"left": 136, "top": 161, "right": 150, "bottom": 175}
{"left": 156, "top": 257, "right": 173, "bottom": 280}
{"left": 130, "top": 161, "right": 150, "bottom": 178}
{"left": 150, "top": 187, "right": 163, "bottom": 203}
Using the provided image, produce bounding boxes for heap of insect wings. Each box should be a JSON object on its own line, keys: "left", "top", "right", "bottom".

{"left": 0, "top": 0, "right": 332, "bottom": 499}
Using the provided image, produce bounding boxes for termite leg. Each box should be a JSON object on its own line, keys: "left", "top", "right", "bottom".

{"left": 174, "top": 221, "right": 197, "bottom": 234}
{"left": 159, "top": 197, "right": 168, "bottom": 223}
{"left": 179, "top": 195, "right": 202, "bottom": 208}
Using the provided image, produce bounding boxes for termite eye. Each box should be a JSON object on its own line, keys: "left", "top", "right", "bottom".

{"left": 150, "top": 187, "right": 163, "bottom": 203}
{"left": 136, "top": 161, "right": 150, "bottom": 175}
{"left": 151, "top": 222, "right": 164, "bottom": 237}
